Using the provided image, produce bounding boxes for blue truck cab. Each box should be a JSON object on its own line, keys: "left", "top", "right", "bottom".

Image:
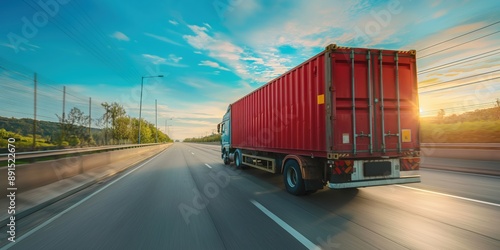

{"left": 218, "top": 105, "right": 231, "bottom": 164}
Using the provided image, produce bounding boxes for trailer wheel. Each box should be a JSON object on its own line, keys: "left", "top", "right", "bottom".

{"left": 223, "top": 150, "right": 230, "bottom": 165}
{"left": 235, "top": 150, "right": 243, "bottom": 169}
{"left": 283, "top": 160, "right": 305, "bottom": 195}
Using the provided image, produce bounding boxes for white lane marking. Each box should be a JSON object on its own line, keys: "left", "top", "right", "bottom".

{"left": 250, "top": 200, "right": 321, "bottom": 250}
{"left": 205, "top": 163, "right": 212, "bottom": 169}
{"left": 191, "top": 152, "right": 194, "bottom": 155}
{"left": 0, "top": 151, "right": 165, "bottom": 250}
{"left": 396, "top": 185, "right": 500, "bottom": 207}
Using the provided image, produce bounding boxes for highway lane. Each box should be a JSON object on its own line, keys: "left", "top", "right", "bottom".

{"left": 2, "top": 143, "right": 499, "bottom": 249}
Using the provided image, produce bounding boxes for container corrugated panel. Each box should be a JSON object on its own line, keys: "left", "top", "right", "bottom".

{"left": 231, "top": 46, "right": 419, "bottom": 159}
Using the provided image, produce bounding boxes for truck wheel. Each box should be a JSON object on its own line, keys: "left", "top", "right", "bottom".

{"left": 223, "top": 150, "right": 230, "bottom": 165}
{"left": 235, "top": 150, "right": 244, "bottom": 169}
{"left": 283, "top": 160, "right": 305, "bottom": 195}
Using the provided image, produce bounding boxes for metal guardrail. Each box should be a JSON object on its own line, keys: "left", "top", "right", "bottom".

{"left": 0, "top": 143, "right": 161, "bottom": 162}
{"left": 1, "top": 143, "right": 496, "bottom": 162}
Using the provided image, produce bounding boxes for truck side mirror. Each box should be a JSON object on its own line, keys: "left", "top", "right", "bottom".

{"left": 217, "top": 124, "right": 220, "bottom": 133}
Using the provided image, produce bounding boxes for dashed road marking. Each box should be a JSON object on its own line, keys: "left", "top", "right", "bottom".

{"left": 250, "top": 200, "right": 321, "bottom": 250}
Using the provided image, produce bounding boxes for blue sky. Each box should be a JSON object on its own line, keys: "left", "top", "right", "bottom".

{"left": 0, "top": 0, "right": 499, "bottom": 140}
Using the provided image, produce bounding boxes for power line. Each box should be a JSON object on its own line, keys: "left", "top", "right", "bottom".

{"left": 420, "top": 102, "right": 496, "bottom": 115}
{"left": 418, "top": 49, "right": 500, "bottom": 74}
{"left": 419, "top": 30, "right": 500, "bottom": 59}
{"left": 419, "top": 20, "right": 500, "bottom": 51}
{"left": 0, "top": 65, "right": 33, "bottom": 80}
{"left": 69, "top": 0, "right": 144, "bottom": 78}
{"left": 20, "top": 0, "right": 140, "bottom": 86}
{"left": 420, "top": 76, "right": 500, "bottom": 94}
{"left": 419, "top": 69, "right": 500, "bottom": 89}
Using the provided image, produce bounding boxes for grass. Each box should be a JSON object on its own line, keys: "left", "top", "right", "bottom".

{"left": 0, "top": 134, "right": 56, "bottom": 151}
{"left": 420, "top": 120, "right": 500, "bottom": 143}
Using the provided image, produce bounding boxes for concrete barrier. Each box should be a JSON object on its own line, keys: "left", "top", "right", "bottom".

{"left": 0, "top": 144, "right": 170, "bottom": 197}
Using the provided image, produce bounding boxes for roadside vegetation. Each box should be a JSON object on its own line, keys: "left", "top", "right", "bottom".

{"left": 0, "top": 101, "right": 171, "bottom": 151}
{"left": 421, "top": 106, "right": 500, "bottom": 143}
{"left": 184, "top": 133, "right": 221, "bottom": 143}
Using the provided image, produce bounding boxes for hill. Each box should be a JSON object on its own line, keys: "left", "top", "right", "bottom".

{"left": 0, "top": 116, "right": 101, "bottom": 139}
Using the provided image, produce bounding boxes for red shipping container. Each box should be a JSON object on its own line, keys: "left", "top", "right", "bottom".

{"left": 230, "top": 44, "right": 419, "bottom": 158}
{"left": 219, "top": 44, "right": 421, "bottom": 195}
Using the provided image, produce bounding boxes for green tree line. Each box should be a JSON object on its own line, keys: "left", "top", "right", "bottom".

{"left": 0, "top": 101, "right": 171, "bottom": 149}
{"left": 184, "top": 133, "right": 221, "bottom": 143}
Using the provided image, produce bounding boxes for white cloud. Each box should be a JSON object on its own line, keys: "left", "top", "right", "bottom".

{"left": 183, "top": 25, "right": 249, "bottom": 75}
{"left": 241, "top": 56, "right": 264, "bottom": 64}
{"left": 198, "top": 60, "right": 229, "bottom": 71}
{"left": 111, "top": 31, "right": 130, "bottom": 41}
{"left": 183, "top": 24, "right": 291, "bottom": 83}
{"left": 169, "top": 20, "right": 179, "bottom": 25}
{"left": 181, "top": 3, "right": 378, "bottom": 83}
{"left": 142, "top": 54, "right": 166, "bottom": 64}
{"left": 193, "top": 51, "right": 202, "bottom": 54}
{"left": 1, "top": 43, "right": 16, "bottom": 49}
{"left": 433, "top": 10, "right": 447, "bottom": 19}
{"left": 142, "top": 54, "right": 188, "bottom": 67}
{"left": 144, "top": 32, "right": 183, "bottom": 46}
{"left": 203, "top": 22, "right": 212, "bottom": 29}
{"left": 169, "top": 54, "right": 182, "bottom": 63}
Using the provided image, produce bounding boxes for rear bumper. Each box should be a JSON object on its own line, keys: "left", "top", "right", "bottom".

{"left": 328, "top": 176, "right": 421, "bottom": 189}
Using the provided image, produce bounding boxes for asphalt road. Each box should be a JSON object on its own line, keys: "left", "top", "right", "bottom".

{"left": 1, "top": 143, "right": 499, "bottom": 249}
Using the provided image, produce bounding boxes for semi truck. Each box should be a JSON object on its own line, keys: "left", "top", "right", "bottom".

{"left": 218, "top": 44, "right": 421, "bottom": 195}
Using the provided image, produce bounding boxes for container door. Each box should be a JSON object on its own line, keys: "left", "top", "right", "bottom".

{"left": 330, "top": 49, "right": 419, "bottom": 157}
{"left": 374, "top": 51, "right": 419, "bottom": 155}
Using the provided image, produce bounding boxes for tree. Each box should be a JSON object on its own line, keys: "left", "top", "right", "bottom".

{"left": 496, "top": 98, "right": 500, "bottom": 120}
{"left": 100, "top": 102, "right": 126, "bottom": 144}
{"left": 67, "top": 107, "right": 91, "bottom": 144}
{"left": 55, "top": 107, "right": 90, "bottom": 146}
{"left": 114, "top": 116, "right": 131, "bottom": 144}
{"left": 437, "top": 109, "right": 445, "bottom": 123}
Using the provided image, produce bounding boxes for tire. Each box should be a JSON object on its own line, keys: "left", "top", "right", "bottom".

{"left": 283, "top": 160, "right": 305, "bottom": 195}
{"left": 223, "top": 150, "right": 230, "bottom": 165}
{"left": 235, "top": 150, "right": 243, "bottom": 169}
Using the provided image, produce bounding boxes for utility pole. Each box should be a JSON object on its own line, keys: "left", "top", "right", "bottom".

{"left": 62, "top": 86, "right": 66, "bottom": 121}
{"left": 138, "top": 75, "right": 163, "bottom": 144}
{"left": 155, "top": 99, "right": 158, "bottom": 143}
{"left": 89, "top": 97, "right": 92, "bottom": 141}
{"left": 33, "top": 73, "right": 37, "bottom": 150}
{"left": 61, "top": 86, "right": 66, "bottom": 143}
{"left": 105, "top": 106, "right": 108, "bottom": 145}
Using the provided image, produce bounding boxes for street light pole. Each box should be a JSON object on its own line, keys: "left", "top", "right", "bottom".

{"left": 138, "top": 75, "right": 163, "bottom": 144}
{"left": 165, "top": 118, "right": 172, "bottom": 140}
{"left": 155, "top": 99, "right": 158, "bottom": 143}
